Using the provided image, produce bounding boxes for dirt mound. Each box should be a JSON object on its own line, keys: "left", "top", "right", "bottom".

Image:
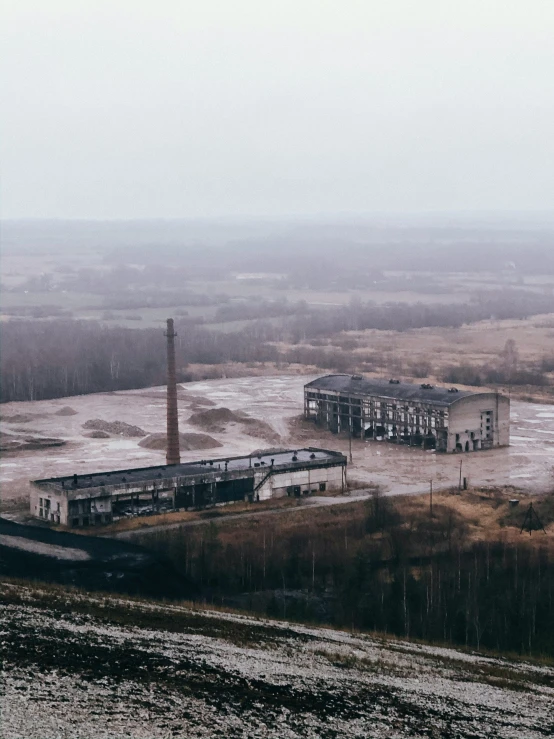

{"left": 188, "top": 408, "right": 280, "bottom": 444}
{"left": 2, "top": 414, "right": 37, "bottom": 424}
{"left": 188, "top": 408, "right": 239, "bottom": 431}
{"left": 139, "top": 433, "right": 222, "bottom": 451}
{"left": 85, "top": 430, "right": 111, "bottom": 439}
{"left": 188, "top": 395, "right": 216, "bottom": 407}
{"left": 0, "top": 432, "right": 66, "bottom": 453}
{"left": 54, "top": 406, "right": 78, "bottom": 416}
{"left": 82, "top": 419, "right": 146, "bottom": 437}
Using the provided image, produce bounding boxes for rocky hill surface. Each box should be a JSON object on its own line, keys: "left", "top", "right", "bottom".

{"left": 1, "top": 581, "right": 553, "bottom": 739}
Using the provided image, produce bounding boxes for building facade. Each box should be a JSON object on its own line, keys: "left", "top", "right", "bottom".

{"left": 31, "top": 448, "right": 347, "bottom": 527}
{"left": 304, "top": 375, "right": 509, "bottom": 453}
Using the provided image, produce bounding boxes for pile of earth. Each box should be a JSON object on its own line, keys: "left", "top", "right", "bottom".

{"left": 84, "top": 430, "right": 111, "bottom": 439}
{"left": 188, "top": 407, "right": 280, "bottom": 444}
{"left": 0, "top": 432, "right": 66, "bottom": 453}
{"left": 1, "top": 413, "right": 41, "bottom": 424}
{"left": 82, "top": 419, "right": 146, "bottom": 437}
{"left": 139, "top": 432, "right": 222, "bottom": 451}
{"left": 178, "top": 390, "right": 215, "bottom": 406}
{"left": 54, "top": 406, "right": 78, "bottom": 416}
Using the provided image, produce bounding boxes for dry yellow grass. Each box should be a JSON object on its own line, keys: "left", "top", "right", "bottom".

{"left": 79, "top": 495, "right": 299, "bottom": 535}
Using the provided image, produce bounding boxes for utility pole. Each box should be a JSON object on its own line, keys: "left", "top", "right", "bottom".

{"left": 430, "top": 479, "right": 433, "bottom": 518}
{"left": 520, "top": 503, "right": 547, "bottom": 536}
{"left": 349, "top": 424, "right": 353, "bottom": 464}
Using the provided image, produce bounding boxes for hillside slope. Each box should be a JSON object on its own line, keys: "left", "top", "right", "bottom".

{"left": 1, "top": 582, "right": 553, "bottom": 738}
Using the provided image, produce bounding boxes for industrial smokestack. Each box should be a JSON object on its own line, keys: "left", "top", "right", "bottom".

{"left": 165, "top": 318, "right": 180, "bottom": 465}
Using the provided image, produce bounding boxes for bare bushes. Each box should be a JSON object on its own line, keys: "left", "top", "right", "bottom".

{"left": 139, "top": 498, "right": 554, "bottom": 657}
{"left": 442, "top": 364, "right": 549, "bottom": 387}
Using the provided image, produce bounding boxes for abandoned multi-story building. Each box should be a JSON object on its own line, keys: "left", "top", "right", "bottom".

{"left": 304, "top": 374, "right": 510, "bottom": 452}
{"left": 31, "top": 448, "right": 347, "bottom": 527}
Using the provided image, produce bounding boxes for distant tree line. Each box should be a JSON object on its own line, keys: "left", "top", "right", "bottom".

{"left": 1, "top": 288, "right": 553, "bottom": 403}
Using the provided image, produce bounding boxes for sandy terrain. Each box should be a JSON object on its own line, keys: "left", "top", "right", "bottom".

{"left": 1, "top": 375, "right": 553, "bottom": 512}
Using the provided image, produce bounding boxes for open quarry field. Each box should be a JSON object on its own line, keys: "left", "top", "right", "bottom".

{"left": 1, "top": 580, "right": 553, "bottom": 739}
{"left": 1, "top": 375, "right": 553, "bottom": 513}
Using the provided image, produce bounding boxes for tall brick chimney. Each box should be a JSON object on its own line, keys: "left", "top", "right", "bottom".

{"left": 165, "top": 318, "right": 180, "bottom": 465}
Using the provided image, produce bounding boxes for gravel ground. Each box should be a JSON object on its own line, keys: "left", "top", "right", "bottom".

{"left": 1, "top": 581, "right": 553, "bottom": 739}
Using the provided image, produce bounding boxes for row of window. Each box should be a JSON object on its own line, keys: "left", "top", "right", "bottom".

{"left": 309, "top": 395, "right": 447, "bottom": 415}
{"left": 71, "top": 513, "right": 112, "bottom": 527}
{"left": 39, "top": 497, "right": 60, "bottom": 510}
{"left": 286, "top": 482, "right": 326, "bottom": 496}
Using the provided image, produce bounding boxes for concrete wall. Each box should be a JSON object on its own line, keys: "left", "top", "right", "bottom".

{"left": 447, "top": 393, "right": 510, "bottom": 452}
{"left": 29, "top": 488, "right": 67, "bottom": 525}
{"left": 31, "top": 457, "right": 347, "bottom": 525}
{"left": 257, "top": 466, "right": 344, "bottom": 501}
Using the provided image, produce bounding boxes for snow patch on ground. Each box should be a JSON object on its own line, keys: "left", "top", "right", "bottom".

{"left": 0, "top": 535, "right": 91, "bottom": 560}
{"left": 1, "top": 582, "right": 553, "bottom": 738}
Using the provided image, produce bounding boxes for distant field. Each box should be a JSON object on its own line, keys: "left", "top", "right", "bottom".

{"left": 3, "top": 240, "right": 553, "bottom": 330}
{"left": 188, "top": 279, "right": 473, "bottom": 306}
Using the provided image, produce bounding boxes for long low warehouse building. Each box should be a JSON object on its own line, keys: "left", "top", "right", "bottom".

{"left": 31, "top": 448, "right": 347, "bottom": 527}
{"left": 304, "top": 374, "right": 510, "bottom": 453}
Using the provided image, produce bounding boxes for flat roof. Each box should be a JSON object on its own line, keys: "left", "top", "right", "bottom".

{"left": 33, "top": 448, "right": 345, "bottom": 491}
{"left": 305, "top": 374, "right": 483, "bottom": 407}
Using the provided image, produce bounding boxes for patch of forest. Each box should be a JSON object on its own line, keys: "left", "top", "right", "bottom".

{"left": 2, "top": 288, "right": 554, "bottom": 402}
{"left": 135, "top": 492, "right": 554, "bottom": 659}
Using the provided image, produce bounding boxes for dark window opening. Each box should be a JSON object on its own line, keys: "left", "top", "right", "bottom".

{"left": 319, "top": 482, "right": 326, "bottom": 492}
{"left": 72, "top": 518, "right": 79, "bottom": 527}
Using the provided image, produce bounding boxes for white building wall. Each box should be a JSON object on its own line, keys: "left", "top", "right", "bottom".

{"left": 447, "top": 393, "right": 510, "bottom": 452}
{"left": 257, "top": 466, "right": 344, "bottom": 501}
{"left": 29, "top": 488, "right": 67, "bottom": 525}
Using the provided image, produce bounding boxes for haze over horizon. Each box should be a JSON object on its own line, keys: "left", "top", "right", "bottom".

{"left": 2, "top": 0, "right": 554, "bottom": 221}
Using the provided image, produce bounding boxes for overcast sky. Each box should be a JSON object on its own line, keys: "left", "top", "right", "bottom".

{"left": 1, "top": 0, "right": 553, "bottom": 220}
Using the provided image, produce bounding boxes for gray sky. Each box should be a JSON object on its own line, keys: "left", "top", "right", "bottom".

{"left": 2, "top": 0, "right": 553, "bottom": 220}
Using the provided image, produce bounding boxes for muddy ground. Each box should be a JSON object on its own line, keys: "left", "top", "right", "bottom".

{"left": 1, "top": 375, "right": 553, "bottom": 514}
